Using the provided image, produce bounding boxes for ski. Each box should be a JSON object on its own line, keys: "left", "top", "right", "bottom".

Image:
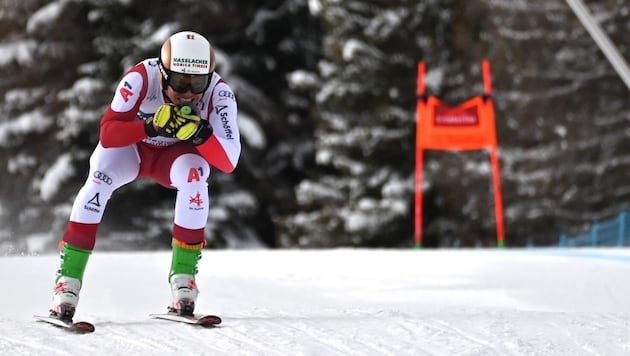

{"left": 149, "top": 313, "right": 222, "bottom": 327}
{"left": 34, "top": 314, "right": 95, "bottom": 334}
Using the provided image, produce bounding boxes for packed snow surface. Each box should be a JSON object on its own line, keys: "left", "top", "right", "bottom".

{"left": 2, "top": 248, "right": 630, "bottom": 355}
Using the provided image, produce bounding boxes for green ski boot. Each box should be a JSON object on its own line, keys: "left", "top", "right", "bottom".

{"left": 51, "top": 242, "right": 91, "bottom": 322}
{"left": 168, "top": 238, "right": 203, "bottom": 316}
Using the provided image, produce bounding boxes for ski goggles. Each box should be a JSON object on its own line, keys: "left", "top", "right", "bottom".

{"left": 164, "top": 70, "right": 211, "bottom": 94}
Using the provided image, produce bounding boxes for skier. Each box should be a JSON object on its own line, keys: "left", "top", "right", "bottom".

{"left": 49, "top": 31, "right": 240, "bottom": 322}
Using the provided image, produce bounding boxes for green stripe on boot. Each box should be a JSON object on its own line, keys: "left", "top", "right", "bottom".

{"left": 169, "top": 238, "right": 203, "bottom": 282}
{"left": 56, "top": 242, "right": 91, "bottom": 282}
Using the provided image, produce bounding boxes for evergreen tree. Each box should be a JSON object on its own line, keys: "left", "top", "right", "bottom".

{"left": 1, "top": 0, "right": 630, "bottom": 251}
{"left": 277, "top": 1, "right": 458, "bottom": 247}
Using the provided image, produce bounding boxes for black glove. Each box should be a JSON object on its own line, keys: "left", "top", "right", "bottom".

{"left": 189, "top": 119, "right": 213, "bottom": 146}
{"left": 144, "top": 116, "right": 159, "bottom": 137}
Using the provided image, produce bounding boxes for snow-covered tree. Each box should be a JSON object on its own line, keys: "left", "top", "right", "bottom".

{"left": 277, "top": 1, "right": 458, "bottom": 247}
{"left": 2, "top": 0, "right": 630, "bottom": 252}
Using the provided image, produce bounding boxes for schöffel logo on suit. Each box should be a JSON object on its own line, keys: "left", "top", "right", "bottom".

{"left": 216, "top": 105, "right": 234, "bottom": 139}
{"left": 93, "top": 171, "right": 112, "bottom": 185}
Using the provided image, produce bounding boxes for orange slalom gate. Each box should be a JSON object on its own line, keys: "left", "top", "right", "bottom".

{"left": 414, "top": 60, "right": 505, "bottom": 248}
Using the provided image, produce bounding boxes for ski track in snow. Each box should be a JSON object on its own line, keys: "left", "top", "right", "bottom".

{"left": 2, "top": 248, "right": 630, "bottom": 355}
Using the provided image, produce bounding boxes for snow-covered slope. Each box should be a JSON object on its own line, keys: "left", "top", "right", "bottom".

{"left": 2, "top": 248, "right": 630, "bottom": 355}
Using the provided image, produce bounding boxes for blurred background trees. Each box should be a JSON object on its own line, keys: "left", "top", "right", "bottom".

{"left": 0, "top": 0, "right": 628, "bottom": 252}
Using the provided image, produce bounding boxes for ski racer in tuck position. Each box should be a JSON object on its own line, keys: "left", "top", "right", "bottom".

{"left": 49, "top": 30, "right": 241, "bottom": 322}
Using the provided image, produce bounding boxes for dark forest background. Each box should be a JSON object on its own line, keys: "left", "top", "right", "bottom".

{"left": 1, "top": 0, "right": 629, "bottom": 252}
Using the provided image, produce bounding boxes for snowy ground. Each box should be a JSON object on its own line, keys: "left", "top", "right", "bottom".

{"left": 2, "top": 248, "right": 630, "bottom": 355}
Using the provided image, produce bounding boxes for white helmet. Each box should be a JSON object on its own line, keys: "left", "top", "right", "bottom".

{"left": 159, "top": 31, "right": 215, "bottom": 94}
{"left": 160, "top": 31, "right": 215, "bottom": 74}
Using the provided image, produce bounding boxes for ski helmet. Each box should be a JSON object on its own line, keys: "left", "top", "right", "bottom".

{"left": 159, "top": 31, "right": 215, "bottom": 93}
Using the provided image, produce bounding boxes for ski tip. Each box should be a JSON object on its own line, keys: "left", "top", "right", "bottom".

{"left": 150, "top": 313, "right": 222, "bottom": 327}
{"left": 71, "top": 321, "right": 95, "bottom": 334}
{"left": 198, "top": 315, "right": 222, "bottom": 326}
